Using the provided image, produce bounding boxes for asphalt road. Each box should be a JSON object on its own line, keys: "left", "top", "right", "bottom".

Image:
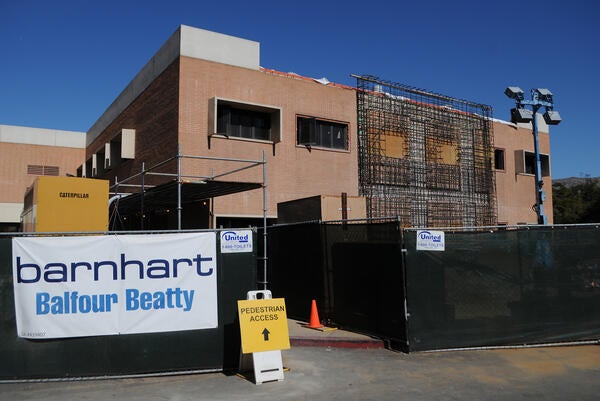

{"left": 2, "top": 344, "right": 599, "bottom": 401}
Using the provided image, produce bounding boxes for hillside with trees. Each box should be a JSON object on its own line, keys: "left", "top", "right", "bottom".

{"left": 552, "top": 177, "right": 600, "bottom": 223}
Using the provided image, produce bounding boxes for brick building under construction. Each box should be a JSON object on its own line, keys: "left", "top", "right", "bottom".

{"left": 0, "top": 25, "right": 554, "bottom": 231}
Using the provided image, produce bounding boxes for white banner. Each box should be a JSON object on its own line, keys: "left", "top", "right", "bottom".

{"left": 12, "top": 233, "right": 218, "bottom": 339}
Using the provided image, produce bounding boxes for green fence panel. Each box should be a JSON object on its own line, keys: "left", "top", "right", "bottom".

{"left": 404, "top": 226, "right": 600, "bottom": 351}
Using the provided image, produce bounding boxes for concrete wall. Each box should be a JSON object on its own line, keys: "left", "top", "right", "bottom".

{"left": 493, "top": 116, "right": 553, "bottom": 225}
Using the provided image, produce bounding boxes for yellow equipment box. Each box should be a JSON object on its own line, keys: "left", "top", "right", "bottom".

{"left": 21, "top": 176, "right": 109, "bottom": 232}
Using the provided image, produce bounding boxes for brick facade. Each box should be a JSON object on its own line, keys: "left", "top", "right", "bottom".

{"left": 0, "top": 142, "right": 83, "bottom": 203}
{"left": 87, "top": 52, "right": 554, "bottom": 227}
{"left": 86, "top": 60, "right": 180, "bottom": 189}
{"left": 494, "top": 120, "right": 553, "bottom": 225}
{"left": 87, "top": 55, "right": 358, "bottom": 224}
{"left": 178, "top": 57, "right": 358, "bottom": 219}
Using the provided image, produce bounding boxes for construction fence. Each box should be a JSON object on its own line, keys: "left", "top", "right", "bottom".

{"left": 266, "top": 221, "right": 600, "bottom": 351}
{"left": 0, "top": 230, "right": 257, "bottom": 380}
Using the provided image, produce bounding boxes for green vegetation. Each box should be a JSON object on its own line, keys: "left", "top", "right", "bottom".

{"left": 553, "top": 178, "right": 600, "bottom": 223}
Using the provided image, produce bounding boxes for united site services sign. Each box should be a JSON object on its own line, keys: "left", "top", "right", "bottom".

{"left": 12, "top": 233, "right": 217, "bottom": 339}
{"left": 416, "top": 230, "right": 445, "bottom": 251}
{"left": 220, "top": 230, "right": 253, "bottom": 253}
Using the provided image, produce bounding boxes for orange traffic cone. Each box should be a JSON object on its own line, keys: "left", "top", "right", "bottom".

{"left": 307, "top": 299, "right": 324, "bottom": 329}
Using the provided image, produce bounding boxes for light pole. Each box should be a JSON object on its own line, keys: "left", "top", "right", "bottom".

{"left": 505, "top": 87, "right": 561, "bottom": 224}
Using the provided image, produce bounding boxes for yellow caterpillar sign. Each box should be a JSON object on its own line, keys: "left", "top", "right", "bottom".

{"left": 237, "top": 298, "right": 290, "bottom": 353}
{"left": 22, "top": 176, "right": 108, "bottom": 232}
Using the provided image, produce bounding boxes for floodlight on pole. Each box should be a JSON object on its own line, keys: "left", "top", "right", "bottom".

{"left": 504, "top": 86, "right": 525, "bottom": 101}
{"left": 543, "top": 110, "right": 562, "bottom": 125}
{"left": 510, "top": 107, "right": 533, "bottom": 123}
{"left": 534, "top": 88, "right": 553, "bottom": 103}
{"left": 504, "top": 86, "right": 562, "bottom": 225}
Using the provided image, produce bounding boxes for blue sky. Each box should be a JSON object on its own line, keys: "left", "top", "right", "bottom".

{"left": 1, "top": 0, "right": 598, "bottom": 178}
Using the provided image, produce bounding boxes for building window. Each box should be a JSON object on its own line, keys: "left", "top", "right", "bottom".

{"left": 210, "top": 98, "right": 281, "bottom": 143}
{"left": 297, "top": 117, "right": 348, "bottom": 150}
{"left": 494, "top": 149, "right": 505, "bottom": 170}
{"left": 217, "top": 106, "right": 271, "bottom": 140}
{"left": 27, "top": 165, "right": 59, "bottom": 176}
{"left": 515, "top": 150, "right": 550, "bottom": 176}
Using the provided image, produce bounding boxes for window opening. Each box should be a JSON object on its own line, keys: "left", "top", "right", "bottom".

{"left": 494, "top": 149, "right": 505, "bottom": 170}
{"left": 217, "top": 106, "right": 271, "bottom": 141}
{"left": 297, "top": 116, "right": 348, "bottom": 150}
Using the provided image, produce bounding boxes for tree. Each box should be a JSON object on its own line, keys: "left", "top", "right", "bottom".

{"left": 553, "top": 179, "right": 600, "bottom": 224}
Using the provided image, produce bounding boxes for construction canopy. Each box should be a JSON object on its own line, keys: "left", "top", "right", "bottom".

{"left": 113, "top": 180, "right": 263, "bottom": 213}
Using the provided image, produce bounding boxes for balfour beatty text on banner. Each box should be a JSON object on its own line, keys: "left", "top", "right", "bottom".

{"left": 12, "top": 233, "right": 218, "bottom": 339}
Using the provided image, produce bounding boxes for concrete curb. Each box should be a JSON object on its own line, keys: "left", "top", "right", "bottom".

{"left": 290, "top": 336, "right": 385, "bottom": 349}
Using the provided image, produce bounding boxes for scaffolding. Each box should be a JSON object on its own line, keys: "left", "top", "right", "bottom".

{"left": 354, "top": 75, "right": 497, "bottom": 227}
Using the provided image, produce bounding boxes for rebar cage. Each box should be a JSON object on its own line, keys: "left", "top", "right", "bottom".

{"left": 355, "top": 75, "right": 497, "bottom": 227}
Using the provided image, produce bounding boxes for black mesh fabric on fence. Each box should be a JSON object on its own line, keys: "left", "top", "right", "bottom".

{"left": 265, "top": 222, "right": 326, "bottom": 320}
{"left": 266, "top": 222, "right": 600, "bottom": 352}
{"left": 266, "top": 221, "right": 407, "bottom": 348}
{"left": 325, "top": 222, "right": 405, "bottom": 347}
{"left": 404, "top": 225, "right": 600, "bottom": 351}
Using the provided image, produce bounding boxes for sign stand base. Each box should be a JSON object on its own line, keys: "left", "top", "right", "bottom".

{"left": 239, "top": 350, "right": 284, "bottom": 385}
{"left": 251, "top": 350, "right": 284, "bottom": 384}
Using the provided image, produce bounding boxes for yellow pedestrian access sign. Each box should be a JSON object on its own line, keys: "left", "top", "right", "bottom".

{"left": 237, "top": 298, "right": 290, "bottom": 354}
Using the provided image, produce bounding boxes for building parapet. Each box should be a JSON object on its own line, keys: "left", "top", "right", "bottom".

{"left": 0, "top": 125, "right": 85, "bottom": 148}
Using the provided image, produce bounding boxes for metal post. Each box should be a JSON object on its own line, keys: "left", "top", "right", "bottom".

{"left": 209, "top": 167, "right": 214, "bottom": 230}
{"left": 531, "top": 107, "right": 547, "bottom": 225}
{"left": 141, "top": 162, "right": 145, "bottom": 230}
{"left": 262, "top": 150, "right": 268, "bottom": 290}
{"left": 113, "top": 176, "right": 119, "bottom": 231}
{"left": 177, "top": 146, "right": 182, "bottom": 231}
